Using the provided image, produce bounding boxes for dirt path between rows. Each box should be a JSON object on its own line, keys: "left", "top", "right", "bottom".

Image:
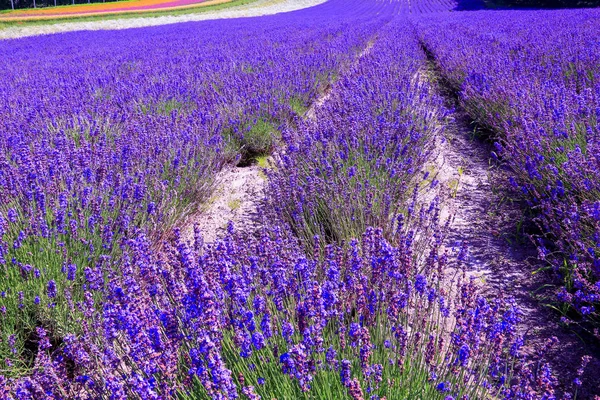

{"left": 180, "top": 164, "right": 264, "bottom": 244}
{"left": 304, "top": 39, "right": 376, "bottom": 121}
{"left": 427, "top": 72, "right": 600, "bottom": 398}
{"left": 182, "top": 36, "right": 379, "bottom": 245}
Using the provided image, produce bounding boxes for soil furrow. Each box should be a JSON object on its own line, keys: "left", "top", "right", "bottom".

{"left": 425, "top": 65, "right": 600, "bottom": 398}
{"left": 181, "top": 34, "right": 380, "bottom": 245}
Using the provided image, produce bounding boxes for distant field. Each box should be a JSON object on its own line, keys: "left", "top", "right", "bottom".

{"left": 0, "top": 0, "right": 309, "bottom": 38}
{"left": 0, "top": 0, "right": 231, "bottom": 21}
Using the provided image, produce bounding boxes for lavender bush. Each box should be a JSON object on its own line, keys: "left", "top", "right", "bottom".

{"left": 266, "top": 18, "right": 446, "bottom": 247}
{"left": 1, "top": 222, "right": 558, "bottom": 399}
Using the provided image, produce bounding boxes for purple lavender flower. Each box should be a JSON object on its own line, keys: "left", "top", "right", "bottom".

{"left": 325, "top": 346, "right": 337, "bottom": 367}
{"left": 436, "top": 381, "right": 451, "bottom": 393}
{"left": 66, "top": 264, "right": 77, "bottom": 281}
{"left": 414, "top": 274, "right": 427, "bottom": 294}
{"left": 252, "top": 332, "right": 265, "bottom": 351}
{"left": 282, "top": 321, "right": 294, "bottom": 343}
{"left": 340, "top": 360, "right": 352, "bottom": 387}
{"left": 260, "top": 314, "right": 272, "bottom": 339}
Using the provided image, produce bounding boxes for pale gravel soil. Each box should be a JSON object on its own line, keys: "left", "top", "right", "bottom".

{"left": 184, "top": 36, "right": 378, "bottom": 245}
{"left": 0, "top": 0, "right": 326, "bottom": 39}
{"left": 428, "top": 74, "right": 600, "bottom": 397}
{"left": 180, "top": 164, "right": 265, "bottom": 244}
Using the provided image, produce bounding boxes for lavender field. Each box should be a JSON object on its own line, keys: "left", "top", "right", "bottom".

{"left": 1, "top": 0, "right": 600, "bottom": 399}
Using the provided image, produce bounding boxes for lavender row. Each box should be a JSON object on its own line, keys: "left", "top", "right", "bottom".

{"left": 415, "top": 9, "right": 600, "bottom": 326}
{"left": 265, "top": 15, "right": 446, "bottom": 248}
{"left": 3, "top": 222, "right": 558, "bottom": 399}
